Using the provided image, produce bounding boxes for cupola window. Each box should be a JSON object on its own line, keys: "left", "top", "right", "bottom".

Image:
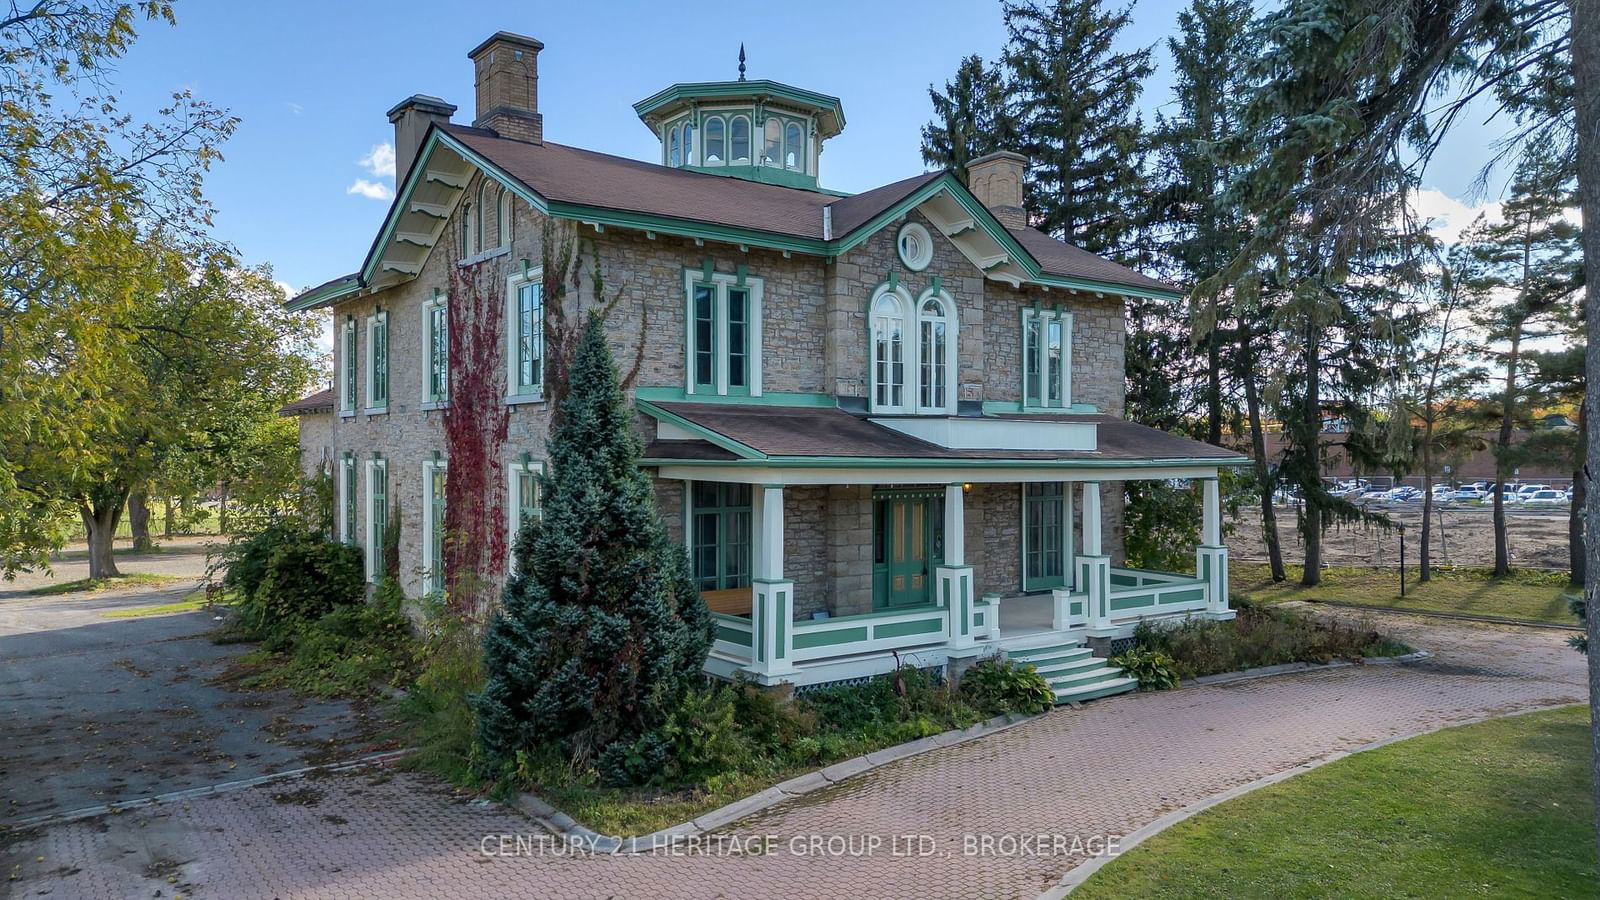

{"left": 683, "top": 121, "right": 697, "bottom": 166}
{"left": 668, "top": 126, "right": 681, "bottom": 167}
{"left": 762, "top": 119, "right": 782, "bottom": 167}
{"left": 705, "top": 116, "right": 725, "bottom": 164}
{"left": 785, "top": 122, "right": 804, "bottom": 171}
{"left": 730, "top": 116, "right": 751, "bottom": 164}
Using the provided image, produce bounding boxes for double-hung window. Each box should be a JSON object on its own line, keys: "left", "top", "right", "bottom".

{"left": 365, "top": 457, "right": 388, "bottom": 581}
{"left": 366, "top": 310, "right": 388, "bottom": 412}
{"left": 1022, "top": 307, "right": 1073, "bottom": 409}
{"left": 506, "top": 457, "right": 544, "bottom": 571}
{"left": 684, "top": 269, "right": 762, "bottom": 396}
{"left": 338, "top": 454, "right": 358, "bottom": 545}
{"left": 690, "top": 482, "right": 752, "bottom": 592}
{"left": 422, "top": 455, "right": 447, "bottom": 596}
{"left": 423, "top": 293, "right": 448, "bottom": 405}
{"left": 340, "top": 317, "right": 358, "bottom": 414}
{"left": 506, "top": 267, "right": 543, "bottom": 400}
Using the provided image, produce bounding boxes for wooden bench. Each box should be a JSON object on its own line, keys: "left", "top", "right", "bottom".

{"left": 700, "top": 587, "right": 752, "bottom": 617}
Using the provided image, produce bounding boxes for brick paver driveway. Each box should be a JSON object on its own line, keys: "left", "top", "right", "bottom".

{"left": 3, "top": 614, "right": 1586, "bottom": 899}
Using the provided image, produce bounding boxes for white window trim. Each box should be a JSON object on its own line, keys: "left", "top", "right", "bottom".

{"left": 364, "top": 310, "right": 388, "bottom": 414}
{"left": 1021, "top": 307, "right": 1074, "bottom": 409}
{"left": 497, "top": 185, "right": 512, "bottom": 250}
{"left": 728, "top": 114, "right": 752, "bottom": 166}
{"left": 703, "top": 114, "right": 726, "bottom": 167}
{"left": 897, "top": 222, "right": 934, "bottom": 271}
{"left": 506, "top": 458, "right": 545, "bottom": 573}
{"left": 682, "top": 269, "right": 764, "bottom": 397}
{"left": 867, "top": 283, "right": 914, "bottom": 414}
{"left": 1018, "top": 482, "right": 1075, "bottom": 592}
{"left": 421, "top": 456, "right": 448, "bottom": 595}
{"left": 337, "top": 454, "right": 357, "bottom": 544}
{"left": 914, "top": 288, "right": 958, "bottom": 414}
{"left": 364, "top": 457, "right": 387, "bottom": 582}
{"left": 339, "top": 316, "right": 358, "bottom": 415}
{"left": 505, "top": 266, "right": 545, "bottom": 403}
{"left": 422, "top": 293, "right": 448, "bottom": 407}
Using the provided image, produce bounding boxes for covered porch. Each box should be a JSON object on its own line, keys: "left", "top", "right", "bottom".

{"left": 681, "top": 474, "right": 1234, "bottom": 688}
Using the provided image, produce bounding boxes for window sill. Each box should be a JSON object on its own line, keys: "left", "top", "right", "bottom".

{"left": 339, "top": 409, "right": 358, "bottom": 419}
{"left": 363, "top": 407, "right": 388, "bottom": 417}
{"left": 420, "top": 400, "right": 448, "bottom": 412}
{"left": 458, "top": 246, "right": 510, "bottom": 267}
{"left": 506, "top": 393, "right": 545, "bottom": 407}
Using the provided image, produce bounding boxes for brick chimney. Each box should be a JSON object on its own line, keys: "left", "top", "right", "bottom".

{"left": 966, "top": 151, "right": 1029, "bottom": 230}
{"left": 468, "top": 31, "right": 545, "bottom": 143}
{"left": 387, "top": 94, "right": 457, "bottom": 186}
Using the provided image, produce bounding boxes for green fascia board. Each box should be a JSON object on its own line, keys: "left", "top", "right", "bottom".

{"left": 634, "top": 387, "right": 837, "bottom": 408}
{"left": 640, "top": 453, "right": 1252, "bottom": 470}
{"left": 636, "top": 399, "right": 766, "bottom": 460}
{"left": 543, "top": 200, "right": 830, "bottom": 256}
{"left": 286, "top": 276, "right": 361, "bottom": 312}
{"left": 633, "top": 80, "right": 846, "bottom": 135}
{"left": 981, "top": 400, "right": 1100, "bottom": 415}
{"left": 680, "top": 163, "right": 825, "bottom": 192}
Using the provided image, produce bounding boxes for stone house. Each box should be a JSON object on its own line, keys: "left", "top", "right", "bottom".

{"left": 288, "top": 31, "right": 1247, "bottom": 701}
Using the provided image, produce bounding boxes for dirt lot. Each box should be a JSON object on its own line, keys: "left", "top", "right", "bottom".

{"left": 1229, "top": 502, "right": 1576, "bottom": 570}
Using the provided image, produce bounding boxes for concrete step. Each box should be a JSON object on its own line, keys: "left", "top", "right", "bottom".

{"left": 1045, "top": 665, "right": 1128, "bottom": 690}
{"left": 1007, "top": 643, "right": 1088, "bottom": 663}
{"left": 1053, "top": 676, "right": 1139, "bottom": 704}
{"left": 1031, "top": 656, "right": 1112, "bottom": 680}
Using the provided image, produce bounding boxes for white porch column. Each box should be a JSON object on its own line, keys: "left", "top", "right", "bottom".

{"left": 1079, "top": 481, "right": 1114, "bottom": 635}
{"left": 749, "top": 483, "right": 797, "bottom": 678}
{"left": 940, "top": 483, "right": 979, "bottom": 652}
{"left": 1197, "top": 477, "right": 1233, "bottom": 619}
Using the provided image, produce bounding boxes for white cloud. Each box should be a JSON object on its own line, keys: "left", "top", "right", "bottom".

{"left": 347, "top": 178, "right": 394, "bottom": 201}
{"left": 359, "top": 143, "right": 396, "bottom": 179}
{"left": 286, "top": 101, "right": 303, "bottom": 116}
{"left": 1412, "top": 187, "right": 1502, "bottom": 247}
{"left": 345, "top": 143, "right": 397, "bottom": 201}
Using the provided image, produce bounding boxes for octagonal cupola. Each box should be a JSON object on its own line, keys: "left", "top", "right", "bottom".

{"left": 633, "top": 45, "right": 845, "bottom": 191}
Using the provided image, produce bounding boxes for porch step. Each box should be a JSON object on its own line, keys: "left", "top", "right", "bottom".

{"left": 1007, "top": 641, "right": 1137, "bottom": 705}
{"left": 1054, "top": 676, "right": 1140, "bottom": 704}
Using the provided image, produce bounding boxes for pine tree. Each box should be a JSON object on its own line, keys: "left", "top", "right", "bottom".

{"left": 474, "top": 313, "right": 711, "bottom": 767}
{"left": 920, "top": 55, "right": 1018, "bottom": 182}
{"left": 1001, "top": 0, "right": 1153, "bottom": 257}
{"left": 1463, "top": 147, "right": 1582, "bottom": 576}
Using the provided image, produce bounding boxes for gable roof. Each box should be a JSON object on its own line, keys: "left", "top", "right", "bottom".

{"left": 279, "top": 388, "right": 334, "bottom": 417}
{"left": 290, "top": 124, "right": 1180, "bottom": 310}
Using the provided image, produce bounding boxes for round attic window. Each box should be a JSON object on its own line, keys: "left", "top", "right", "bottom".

{"left": 897, "top": 222, "right": 933, "bottom": 271}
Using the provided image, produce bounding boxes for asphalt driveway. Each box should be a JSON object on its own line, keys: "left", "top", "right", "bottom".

{"left": 0, "top": 583, "right": 391, "bottom": 825}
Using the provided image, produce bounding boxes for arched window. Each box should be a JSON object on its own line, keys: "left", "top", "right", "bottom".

{"left": 668, "top": 126, "right": 681, "bottom": 167}
{"left": 784, "top": 122, "right": 804, "bottom": 171}
{"left": 475, "top": 181, "right": 490, "bottom": 252}
{"left": 870, "top": 287, "right": 909, "bottom": 411}
{"left": 460, "top": 200, "right": 475, "bottom": 257}
{"left": 730, "top": 116, "right": 751, "bottom": 164}
{"left": 682, "top": 121, "right": 697, "bottom": 166}
{"left": 762, "top": 119, "right": 782, "bottom": 167}
{"left": 704, "top": 116, "right": 725, "bottom": 164}
{"left": 497, "top": 186, "right": 512, "bottom": 248}
{"left": 917, "top": 293, "right": 953, "bottom": 411}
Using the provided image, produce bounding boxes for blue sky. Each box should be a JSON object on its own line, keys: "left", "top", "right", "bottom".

{"left": 110, "top": 0, "right": 1507, "bottom": 296}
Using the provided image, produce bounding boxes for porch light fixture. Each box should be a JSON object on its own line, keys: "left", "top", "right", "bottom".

{"left": 963, "top": 482, "right": 972, "bottom": 493}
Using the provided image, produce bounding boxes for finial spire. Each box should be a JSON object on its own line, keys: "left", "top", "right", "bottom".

{"left": 737, "top": 43, "right": 747, "bottom": 81}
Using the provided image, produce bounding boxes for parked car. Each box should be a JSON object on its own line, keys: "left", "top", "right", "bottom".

{"left": 1383, "top": 486, "right": 1420, "bottom": 503}
{"left": 1516, "top": 483, "right": 1551, "bottom": 498}
{"left": 1449, "top": 487, "right": 1485, "bottom": 501}
{"left": 1522, "top": 489, "right": 1567, "bottom": 507}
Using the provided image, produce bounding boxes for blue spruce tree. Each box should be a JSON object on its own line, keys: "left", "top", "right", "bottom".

{"left": 475, "top": 312, "right": 711, "bottom": 766}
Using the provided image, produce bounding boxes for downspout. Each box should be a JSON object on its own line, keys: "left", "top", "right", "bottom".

{"left": 822, "top": 205, "right": 833, "bottom": 242}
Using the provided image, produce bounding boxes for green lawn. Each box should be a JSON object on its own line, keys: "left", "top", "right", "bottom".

{"left": 26, "top": 572, "right": 183, "bottom": 596}
{"left": 1234, "top": 563, "right": 1579, "bottom": 626}
{"left": 98, "top": 588, "right": 209, "bottom": 618}
{"left": 1075, "top": 705, "right": 1597, "bottom": 898}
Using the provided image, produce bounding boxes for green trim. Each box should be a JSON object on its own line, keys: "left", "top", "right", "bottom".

{"left": 635, "top": 387, "right": 836, "bottom": 408}
{"left": 793, "top": 603, "right": 941, "bottom": 628}
{"left": 642, "top": 454, "right": 1252, "bottom": 470}
{"left": 633, "top": 79, "right": 846, "bottom": 136}
{"left": 873, "top": 616, "right": 944, "bottom": 640}
{"left": 286, "top": 276, "right": 360, "bottom": 312}
{"left": 637, "top": 400, "right": 765, "bottom": 459}
{"left": 714, "top": 623, "right": 753, "bottom": 646}
{"left": 792, "top": 625, "right": 869, "bottom": 650}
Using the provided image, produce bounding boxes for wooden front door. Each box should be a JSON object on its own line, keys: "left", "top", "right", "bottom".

{"left": 873, "top": 489, "right": 944, "bottom": 609}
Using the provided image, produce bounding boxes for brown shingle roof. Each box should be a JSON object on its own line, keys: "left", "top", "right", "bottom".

{"left": 1005, "top": 227, "right": 1175, "bottom": 294}
{"left": 442, "top": 125, "right": 1175, "bottom": 295}
{"left": 279, "top": 388, "right": 334, "bottom": 416}
{"left": 645, "top": 402, "right": 1245, "bottom": 463}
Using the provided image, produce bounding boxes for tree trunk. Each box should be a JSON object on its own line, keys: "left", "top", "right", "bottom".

{"left": 1572, "top": 397, "right": 1587, "bottom": 587}
{"left": 1493, "top": 331, "right": 1521, "bottom": 577}
{"left": 1420, "top": 419, "right": 1435, "bottom": 582}
{"left": 218, "top": 482, "right": 230, "bottom": 535}
{"left": 128, "top": 489, "right": 153, "bottom": 552}
{"left": 162, "top": 493, "right": 174, "bottom": 540}
{"left": 1242, "top": 339, "right": 1285, "bottom": 581}
{"left": 1567, "top": 0, "right": 1600, "bottom": 866}
{"left": 1207, "top": 323, "right": 1223, "bottom": 446}
{"left": 79, "top": 501, "right": 124, "bottom": 579}
{"left": 1300, "top": 322, "right": 1322, "bottom": 586}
